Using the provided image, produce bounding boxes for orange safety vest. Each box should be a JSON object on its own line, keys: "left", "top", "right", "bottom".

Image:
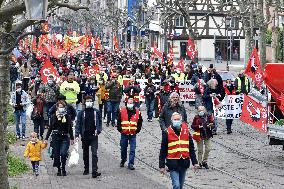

{"left": 120, "top": 108, "right": 140, "bottom": 135}
{"left": 167, "top": 123, "right": 190, "bottom": 159}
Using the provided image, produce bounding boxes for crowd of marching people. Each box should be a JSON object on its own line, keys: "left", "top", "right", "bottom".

{"left": 10, "top": 47, "right": 250, "bottom": 188}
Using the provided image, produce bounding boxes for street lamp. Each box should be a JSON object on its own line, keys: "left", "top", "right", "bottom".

{"left": 225, "top": 16, "right": 231, "bottom": 71}
{"left": 24, "top": 0, "right": 48, "bottom": 20}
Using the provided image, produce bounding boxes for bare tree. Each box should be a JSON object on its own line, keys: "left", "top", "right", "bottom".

{"left": 0, "top": 1, "right": 88, "bottom": 188}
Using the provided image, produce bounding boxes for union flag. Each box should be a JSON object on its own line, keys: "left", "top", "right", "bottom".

{"left": 240, "top": 95, "right": 267, "bottom": 133}
{"left": 186, "top": 37, "right": 197, "bottom": 60}
{"left": 245, "top": 47, "right": 263, "bottom": 89}
{"left": 39, "top": 59, "right": 60, "bottom": 83}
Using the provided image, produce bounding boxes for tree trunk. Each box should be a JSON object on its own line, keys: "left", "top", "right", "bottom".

{"left": 258, "top": 0, "right": 266, "bottom": 66}
{"left": 0, "top": 53, "right": 10, "bottom": 189}
{"left": 271, "top": 26, "right": 278, "bottom": 63}
{"left": 244, "top": 25, "right": 253, "bottom": 66}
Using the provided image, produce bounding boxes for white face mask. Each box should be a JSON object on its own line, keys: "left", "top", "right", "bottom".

{"left": 16, "top": 88, "right": 22, "bottom": 92}
{"left": 85, "top": 102, "right": 93, "bottom": 108}
{"left": 127, "top": 103, "right": 134, "bottom": 109}
{"left": 59, "top": 107, "right": 65, "bottom": 113}
{"left": 47, "top": 80, "right": 53, "bottom": 84}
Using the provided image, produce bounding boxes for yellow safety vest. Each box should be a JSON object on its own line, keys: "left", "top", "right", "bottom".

{"left": 236, "top": 77, "right": 249, "bottom": 92}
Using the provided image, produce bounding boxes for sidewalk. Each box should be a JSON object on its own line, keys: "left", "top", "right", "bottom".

{"left": 8, "top": 123, "right": 169, "bottom": 189}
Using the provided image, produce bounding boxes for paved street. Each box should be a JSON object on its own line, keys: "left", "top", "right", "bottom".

{"left": 8, "top": 103, "right": 284, "bottom": 189}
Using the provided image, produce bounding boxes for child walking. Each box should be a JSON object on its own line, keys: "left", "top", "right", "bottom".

{"left": 24, "top": 132, "right": 47, "bottom": 176}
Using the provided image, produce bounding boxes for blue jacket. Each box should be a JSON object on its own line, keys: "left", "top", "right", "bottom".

{"left": 75, "top": 108, "right": 102, "bottom": 139}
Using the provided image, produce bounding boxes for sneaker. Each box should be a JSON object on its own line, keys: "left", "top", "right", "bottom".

{"left": 199, "top": 163, "right": 203, "bottom": 169}
{"left": 212, "top": 131, "right": 217, "bottom": 135}
{"left": 106, "top": 123, "right": 110, "bottom": 127}
{"left": 57, "top": 169, "right": 62, "bottom": 176}
{"left": 92, "top": 172, "right": 101, "bottom": 178}
{"left": 227, "top": 130, "right": 232, "bottom": 134}
{"left": 35, "top": 170, "right": 39, "bottom": 177}
{"left": 111, "top": 123, "right": 116, "bottom": 127}
{"left": 103, "top": 118, "right": 107, "bottom": 123}
{"left": 16, "top": 135, "right": 20, "bottom": 140}
{"left": 83, "top": 170, "right": 89, "bottom": 175}
{"left": 120, "top": 161, "right": 125, "bottom": 168}
{"left": 62, "top": 170, "right": 67, "bottom": 176}
{"left": 202, "top": 162, "right": 209, "bottom": 169}
{"left": 149, "top": 119, "right": 153, "bottom": 122}
{"left": 22, "top": 136, "right": 26, "bottom": 140}
{"left": 128, "top": 164, "right": 135, "bottom": 170}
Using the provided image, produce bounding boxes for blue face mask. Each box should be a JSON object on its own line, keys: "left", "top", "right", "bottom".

{"left": 172, "top": 120, "right": 182, "bottom": 129}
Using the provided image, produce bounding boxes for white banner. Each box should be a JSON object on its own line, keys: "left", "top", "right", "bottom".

{"left": 214, "top": 95, "right": 244, "bottom": 119}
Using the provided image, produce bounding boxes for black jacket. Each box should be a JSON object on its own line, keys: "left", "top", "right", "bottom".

{"left": 75, "top": 108, "right": 102, "bottom": 139}
{"left": 144, "top": 83, "right": 156, "bottom": 100}
{"left": 159, "top": 102, "right": 187, "bottom": 131}
{"left": 159, "top": 126, "right": 198, "bottom": 171}
{"left": 49, "top": 103, "right": 76, "bottom": 121}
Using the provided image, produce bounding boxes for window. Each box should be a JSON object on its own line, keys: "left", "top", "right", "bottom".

{"left": 175, "top": 16, "right": 185, "bottom": 27}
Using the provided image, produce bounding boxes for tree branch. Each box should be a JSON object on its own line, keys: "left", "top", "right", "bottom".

{"left": 54, "top": 2, "right": 89, "bottom": 11}
{"left": 0, "top": 30, "right": 48, "bottom": 55}
{"left": 0, "top": 2, "right": 25, "bottom": 20}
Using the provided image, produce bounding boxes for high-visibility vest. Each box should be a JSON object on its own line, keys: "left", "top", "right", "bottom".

{"left": 120, "top": 108, "right": 140, "bottom": 135}
{"left": 118, "top": 75, "right": 123, "bottom": 86}
{"left": 236, "top": 77, "right": 249, "bottom": 93}
{"left": 166, "top": 123, "right": 190, "bottom": 159}
{"left": 125, "top": 86, "right": 140, "bottom": 103}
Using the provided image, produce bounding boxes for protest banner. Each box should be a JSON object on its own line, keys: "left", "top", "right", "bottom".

{"left": 176, "top": 80, "right": 196, "bottom": 102}
{"left": 213, "top": 95, "right": 244, "bottom": 119}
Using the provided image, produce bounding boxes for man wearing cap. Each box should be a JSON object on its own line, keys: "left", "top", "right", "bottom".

{"left": 11, "top": 81, "right": 30, "bottom": 139}
{"left": 105, "top": 72, "right": 122, "bottom": 127}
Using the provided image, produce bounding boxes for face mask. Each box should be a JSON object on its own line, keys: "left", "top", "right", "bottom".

{"left": 59, "top": 107, "right": 65, "bottom": 113}
{"left": 127, "top": 103, "right": 134, "bottom": 109}
{"left": 99, "top": 81, "right": 103, "bottom": 84}
{"left": 85, "top": 102, "right": 93, "bottom": 108}
{"left": 172, "top": 120, "right": 182, "bottom": 129}
{"left": 35, "top": 77, "right": 40, "bottom": 82}
{"left": 48, "top": 80, "right": 53, "bottom": 84}
{"left": 199, "top": 112, "right": 205, "bottom": 116}
{"left": 16, "top": 88, "right": 22, "bottom": 92}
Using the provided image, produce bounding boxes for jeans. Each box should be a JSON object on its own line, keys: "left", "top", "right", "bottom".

{"left": 107, "top": 101, "right": 120, "bottom": 124}
{"left": 22, "top": 78, "right": 30, "bottom": 92}
{"left": 208, "top": 111, "right": 218, "bottom": 132}
{"left": 226, "top": 119, "right": 233, "bottom": 131}
{"left": 52, "top": 134, "right": 70, "bottom": 169}
{"left": 195, "top": 94, "right": 203, "bottom": 109}
{"left": 145, "top": 98, "right": 154, "bottom": 120}
{"left": 99, "top": 100, "right": 107, "bottom": 119}
{"left": 120, "top": 134, "right": 136, "bottom": 167}
{"left": 196, "top": 139, "right": 211, "bottom": 163}
{"left": 170, "top": 169, "right": 187, "bottom": 189}
{"left": 31, "top": 161, "right": 39, "bottom": 173}
{"left": 33, "top": 117, "right": 44, "bottom": 138}
{"left": 44, "top": 102, "right": 56, "bottom": 125}
{"left": 14, "top": 110, "right": 26, "bottom": 137}
{"left": 10, "top": 80, "right": 16, "bottom": 92}
{"left": 82, "top": 136, "right": 98, "bottom": 173}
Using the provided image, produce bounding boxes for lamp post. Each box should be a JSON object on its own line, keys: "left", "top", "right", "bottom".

{"left": 24, "top": 0, "right": 48, "bottom": 20}
{"left": 225, "top": 16, "right": 231, "bottom": 71}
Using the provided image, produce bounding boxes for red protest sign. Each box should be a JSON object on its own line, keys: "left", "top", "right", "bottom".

{"left": 85, "top": 66, "right": 99, "bottom": 77}
{"left": 240, "top": 95, "right": 267, "bottom": 133}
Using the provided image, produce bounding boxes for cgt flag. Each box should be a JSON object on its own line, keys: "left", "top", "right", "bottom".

{"left": 40, "top": 59, "right": 60, "bottom": 83}
{"left": 245, "top": 47, "right": 263, "bottom": 89}
{"left": 186, "top": 37, "right": 197, "bottom": 60}
{"left": 85, "top": 66, "right": 99, "bottom": 77}
{"left": 240, "top": 95, "right": 267, "bottom": 133}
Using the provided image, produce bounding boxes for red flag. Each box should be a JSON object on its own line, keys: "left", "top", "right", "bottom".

{"left": 240, "top": 95, "right": 267, "bottom": 133}
{"left": 95, "top": 37, "right": 101, "bottom": 50}
{"left": 113, "top": 35, "right": 119, "bottom": 52}
{"left": 167, "top": 47, "right": 174, "bottom": 60}
{"left": 153, "top": 46, "right": 163, "bottom": 58}
{"left": 186, "top": 37, "right": 197, "bottom": 60}
{"left": 176, "top": 58, "right": 185, "bottom": 72}
{"left": 39, "top": 59, "right": 60, "bottom": 83}
{"left": 31, "top": 37, "right": 37, "bottom": 52}
{"left": 85, "top": 66, "right": 99, "bottom": 77}
{"left": 245, "top": 47, "right": 263, "bottom": 89}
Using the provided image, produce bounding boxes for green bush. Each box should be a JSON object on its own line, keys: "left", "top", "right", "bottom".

{"left": 6, "top": 132, "right": 17, "bottom": 145}
{"left": 8, "top": 153, "right": 29, "bottom": 177}
{"left": 7, "top": 105, "right": 15, "bottom": 125}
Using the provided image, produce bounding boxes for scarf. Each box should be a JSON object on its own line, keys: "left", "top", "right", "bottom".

{"left": 56, "top": 110, "right": 66, "bottom": 123}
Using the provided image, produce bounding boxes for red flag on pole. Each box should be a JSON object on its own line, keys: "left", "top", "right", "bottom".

{"left": 113, "top": 35, "right": 119, "bottom": 52}
{"left": 245, "top": 47, "right": 263, "bottom": 89}
{"left": 176, "top": 58, "right": 185, "bottom": 72}
{"left": 240, "top": 95, "right": 267, "bottom": 133}
{"left": 40, "top": 59, "right": 60, "bottom": 83}
{"left": 186, "top": 37, "right": 197, "bottom": 60}
{"left": 167, "top": 47, "right": 174, "bottom": 60}
{"left": 153, "top": 45, "right": 163, "bottom": 58}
